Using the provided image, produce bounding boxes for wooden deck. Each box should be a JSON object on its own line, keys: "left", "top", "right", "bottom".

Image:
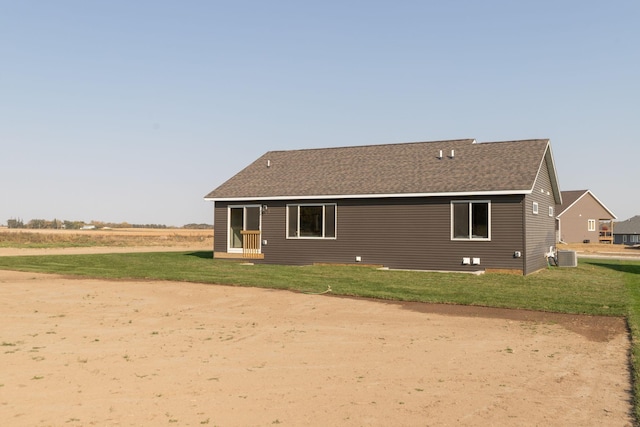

{"left": 214, "top": 230, "right": 264, "bottom": 259}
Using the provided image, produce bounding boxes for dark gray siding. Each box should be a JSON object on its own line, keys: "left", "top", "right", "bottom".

{"left": 615, "top": 234, "right": 640, "bottom": 245}
{"left": 215, "top": 196, "right": 526, "bottom": 273}
{"left": 213, "top": 204, "right": 228, "bottom": 254}
{"left": 524, "top": 159, "right": 557, "bottom": 274}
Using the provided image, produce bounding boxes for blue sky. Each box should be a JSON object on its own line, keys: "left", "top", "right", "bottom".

{"left": 1, "top": 1, "right": 638, "bottom": 226}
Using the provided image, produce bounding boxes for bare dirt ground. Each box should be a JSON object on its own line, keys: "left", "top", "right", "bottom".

{"left": 0, "top": 234, "right": 635, "bottom": 425}
{"left": 0, "top": 269, "right": 633, "bottom": 426}
{"left": 564, "top": 242, "right": 640, "bottom": 258}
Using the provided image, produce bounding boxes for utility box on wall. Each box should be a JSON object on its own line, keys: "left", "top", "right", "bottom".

{"left": 557, "top": 250, "right": 577, "bottom": 267}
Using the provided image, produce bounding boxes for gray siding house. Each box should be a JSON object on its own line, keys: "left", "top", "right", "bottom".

{"left": 614, "top": 215, "right": 640, "bottom": 245}
{"left": 556, "top": 190, "right": 617, "bottom": 243}
{"left": 204, "top": 139, "right": 562, "bottom": 275}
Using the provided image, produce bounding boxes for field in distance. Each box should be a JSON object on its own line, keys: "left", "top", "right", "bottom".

{"left": 0, "top": 227, "right": 213, "bottom": 249}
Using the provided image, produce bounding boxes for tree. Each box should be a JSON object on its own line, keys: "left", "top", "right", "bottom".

{"left": 7, "top": 218, "right": 24, "bottom": 229}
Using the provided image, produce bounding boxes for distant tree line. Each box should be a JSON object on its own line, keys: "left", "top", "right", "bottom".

{"left": 183, "top": 223, "right": 212, "bottom": 229}
{"left": 5, "top": 218, "right": 212, "bottom": 230}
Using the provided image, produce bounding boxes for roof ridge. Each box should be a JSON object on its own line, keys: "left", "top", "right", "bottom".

{"left": 264, "top": 138, "right": 476, "bottom": 155}
{"left": 479, "top": 138, "right": 549, "bottom": 145}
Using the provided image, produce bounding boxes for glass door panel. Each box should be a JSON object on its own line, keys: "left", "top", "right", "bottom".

{"left": 230, "top": 207, "right": 243, "bottom": 249}
{"left": 245, "top": 206, "right": 260, "bottom": 231}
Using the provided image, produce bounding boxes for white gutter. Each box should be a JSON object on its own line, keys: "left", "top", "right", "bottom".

{"left": 205, "top": 189, "right": 533, "bottom": 202}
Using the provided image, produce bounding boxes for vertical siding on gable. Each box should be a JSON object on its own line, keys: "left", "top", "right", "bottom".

{"left": 524, "top": 159, "right": 557, "bottom": 274}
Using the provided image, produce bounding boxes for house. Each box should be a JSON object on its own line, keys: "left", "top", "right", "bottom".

{"left": 204, "top": 138, "right": 562, "bottom": 275}
{"left": 556, "top": 190, "right": 617, "bottom": 244}
{"left": 613, "top": 215, "right": 640, "bottom": 245}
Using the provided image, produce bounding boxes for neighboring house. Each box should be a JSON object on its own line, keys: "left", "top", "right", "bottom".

{"left": 204, "top": 138, "right": 562, "bottom": 275}
{"left": 556, "top": 190, "right": 617, "bottom": 244}
{"left": 613, "top": 215, "right": 640, "bottom": 245}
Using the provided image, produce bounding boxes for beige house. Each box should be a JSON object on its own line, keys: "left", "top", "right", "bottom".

{"left": 556, "top": 190, "right": 617, "bottom": 243}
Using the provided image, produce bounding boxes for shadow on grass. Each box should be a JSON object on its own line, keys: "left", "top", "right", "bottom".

{"left": 184, "top": 251, "right": 214, "bottom": 259}
{"left": 583, "top": 260, "right": 640, "bottom": 275}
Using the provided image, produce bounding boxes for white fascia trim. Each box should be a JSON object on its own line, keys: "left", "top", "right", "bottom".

{"left": 556, "top": 190, "right": 617, "bottom": 219}
{"left": 530, "top": 142, "right": 562, "bottom": 205}
{"left": 205, "top": 189, "right": 531, "bottom": 203}
{"left": 556, "top": 192, "right": 586, "bottom": 218}
{"left": 585, "top": 190, "right": 618, "bottom": 219}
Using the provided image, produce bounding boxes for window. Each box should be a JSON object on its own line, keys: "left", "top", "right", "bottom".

{"left": 452, "top": 201, "right": 490, "bottom": 240}
{"left": 588, "top": 219, "right": 596, "bottom": 231}
{"left": 532, "top": 202, "right": 539, "bottom": 215}
{"left": 287, "top": 204, "right": 336, "bottom": 239}
{"left": 548, "top": 206, "right": 554, "bottom": 217}
{"left": 623, "top": 235, "right": 627, "bottom": 243}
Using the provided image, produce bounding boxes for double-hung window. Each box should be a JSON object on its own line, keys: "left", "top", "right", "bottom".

{"left": 588, "top": 219, "right": 596, "bottom": 231}
{"left": 287, "top": 204, "right": 336, "bottom": 239}
{"left": 451, "top": 201, "right": 490, "bottom": 240}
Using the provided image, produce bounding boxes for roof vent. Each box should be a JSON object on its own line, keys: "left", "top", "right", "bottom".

{"left": 267, "top": 159, "right": 271, "bottom": 168}
{"left": 450, "top": 149, "right": 455, "bottom": 159}
{"left": 437, "top": 150, "right": 443, "bottom": 159}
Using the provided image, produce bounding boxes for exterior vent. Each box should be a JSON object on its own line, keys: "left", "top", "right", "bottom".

{"left": 556, "top": 250, "right": 577, "bottom": 267}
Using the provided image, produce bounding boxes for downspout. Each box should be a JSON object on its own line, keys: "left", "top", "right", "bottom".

{"left": 522, "top": 196, "right": 528, "bottom": 275}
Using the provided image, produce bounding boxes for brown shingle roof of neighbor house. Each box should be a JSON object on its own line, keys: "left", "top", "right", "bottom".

{"left": 205, "top": 138, "right": 560, "bottom": 202}
{"left": 557, "top": 190, "right": 588, "bottom": 214}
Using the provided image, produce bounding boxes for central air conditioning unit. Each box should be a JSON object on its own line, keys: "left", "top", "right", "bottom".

{"left": 556, "top": 250, "right": 577, "bottom": 267}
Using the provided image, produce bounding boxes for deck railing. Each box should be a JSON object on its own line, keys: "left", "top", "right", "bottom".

{"left": 599, "top": 231, "right": 613, "bottom": 243}
{"left": 240, "top": 230, "right": 261, "bottom": 258}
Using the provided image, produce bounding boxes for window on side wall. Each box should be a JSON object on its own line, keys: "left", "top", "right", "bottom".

{"left": 532, "top": 202, "right": 539, "bottom": 215}
{"left": 451, "top": 201, "right": 490, "bottom": 240}
{"left": 588, "top": 219, "right": 596, "bottom": 231}
{"left": 287, "top": 204, "right": 336, "bottom": 239}
{"left": 548, "top": 206, "right": 554, "bottom": 217}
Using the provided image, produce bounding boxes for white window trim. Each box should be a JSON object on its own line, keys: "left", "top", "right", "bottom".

{"left": 548, "top": 206, "right": 554, "bottom": 217}
{"left": 286, "top": 203, "right": 337, "bottom": 239}
{"left": 450, "top": 200, "right": 491, "bottom": 241}
{"left": 227, "top": 204, "right": 262, "bottom": 253}
{"left": 532, "top": 202, "right": 539, "bottom": 215}
{"left": 588, "top": 219, "right": 596, "bottom": 231}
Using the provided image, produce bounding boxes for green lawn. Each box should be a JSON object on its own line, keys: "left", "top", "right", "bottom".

{"left": 0, "top": 252, "right": 639, "bottom": 420}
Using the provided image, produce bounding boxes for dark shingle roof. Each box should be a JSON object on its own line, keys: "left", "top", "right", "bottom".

{"left": 205, "top": 139, "right": 555, "bottom": 200}
{"left": 615, "top": 215, "right": 640, "bottom": 234}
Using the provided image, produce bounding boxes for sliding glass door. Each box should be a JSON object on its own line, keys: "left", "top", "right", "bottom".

{"left": 228, "top": 206, "right": 261, "bottom": 252}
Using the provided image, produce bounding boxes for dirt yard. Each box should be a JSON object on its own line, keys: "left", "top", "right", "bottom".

{"left": 0, "top": 269, "right": 633, "bottom": 426}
